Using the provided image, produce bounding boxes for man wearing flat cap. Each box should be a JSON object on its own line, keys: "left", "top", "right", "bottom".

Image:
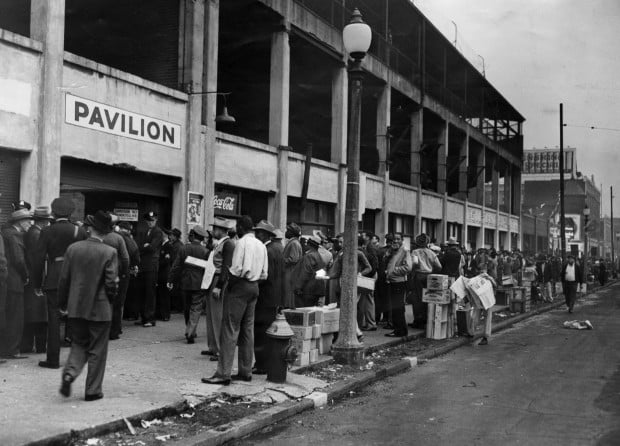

{"left": 136, "top": 211, "right": 164, "bottom": 327}
{"left": 253, "top": 220, "right": 283, "bottom": 374}
{"left": 21, "top": 207, "right": 53, "bottom": 354}
{"left": 168, "top": 226, "right": 209, "bottom": 343}
{"left": 58, "top": 210, "right": 118, "bottom": 401}
{"left": 34, "top": 196, "right": 88, "bottom": 369}
{"left": 0, "top": 209, "right": 32, "bottom": 359}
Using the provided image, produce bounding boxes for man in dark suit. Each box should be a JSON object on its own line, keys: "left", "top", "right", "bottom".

{"left": 136, "top": 211, "right": 163, "bottom": 327}
{"left": 156, "top": 229, "right": 173, "bottom": 321}
{"left": 0, "top": 209, "right": 32, "bottom": 359}
{"left": 58, "top": 211, "right": 118, "bottom": 401}
{"left": 118, "top": 222, "right": 140, "bottom": 323}
{"left": 34, "top": 197, "right": 88, "bottom": 369}
{"left": 561, "top": 254, "right": 583, "bottom": 313}
{"left": 293, "top": 236, "right": 327, "bottom": 308}
{"left": 21, "top": 206, "right": 53, "bottom": 354}
{"left": 253, "top": 220, "right": 282, "bottom": 374}
{"left": 168, "top": 226, "right": 209, "bottom": 343}
{"left": 167, "top": 228, "right": 184, "bottom": 313}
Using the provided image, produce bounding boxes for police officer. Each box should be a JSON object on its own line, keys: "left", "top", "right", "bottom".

{"left": 136, "top": 211, "right": 163, "bottom": 327}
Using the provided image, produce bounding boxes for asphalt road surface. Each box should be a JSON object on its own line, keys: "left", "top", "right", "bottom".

{"left": 236, "top": 284, "right": 620, "bottom": 446}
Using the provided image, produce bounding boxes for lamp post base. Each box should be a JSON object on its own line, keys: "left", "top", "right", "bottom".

{"left": 332, "top": 344, "right": 365, "bottom": 366}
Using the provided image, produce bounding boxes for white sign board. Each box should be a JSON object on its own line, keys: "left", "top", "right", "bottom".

{"left": 114, "top": 208, "right": 139, "bottom": 222}
{"left": 65, "top": 94, "right": 181, "bottom": 149}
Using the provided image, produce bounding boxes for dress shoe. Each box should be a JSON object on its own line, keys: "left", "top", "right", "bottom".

{"left": 361, "top": 326, "right": 377, "bottom": 331}
{"left": 39, "top": 360, "right": 60, "bottom": 369}
{"left": 143, "top": 322, "right": 155, "bottom": 327}
{"left": 251, "top": 367, "right": 267, "bottom": 375}
{"left": 186, "top": 336, "right": 195, "bottom": 344}
{"left": 2, "top": 354, "right": 28, "bottom": 359}
{"left": 201, "top": 350, "right": 216, "bottom": 356}
{"left": 384, "top": 323, "right": 394, "bottom": 330}
{"left": 60, "top": 374, "right": 73, "bottom": 397}
{"left": 479, "top": 337, "right": 488, "bottom": 346}
{"left": 385, "top": 332, "right": 399, "bottom": 337}
{"left": 209, "top": 355, "right": 219, "bottom": 362}
{"left": 85, "top": 393, "right": 104, "bottom": 402}
{"left": 231, "top": 374, "right": 252, "bottom": 382}
{"left": 109, "top": 335, "right": 120, "bottom": 341}
{"left": 201, "top": 376, "right": 230, "bottom": 386}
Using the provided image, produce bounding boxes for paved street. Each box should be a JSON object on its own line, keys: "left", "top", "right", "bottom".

{"left": 238, "top": 284, "right": 620, "bottom": 446}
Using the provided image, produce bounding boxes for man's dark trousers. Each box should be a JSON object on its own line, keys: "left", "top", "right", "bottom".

{"left": 388, "top": 282, "right": 408, "bottom": 336}
{"left": 110, "top": 275, "right": 129, "bottom": 338}
{"left": 253, "top": 306, "right": 276, "bottom": 371}
{"left": 63, "top": 318, "right": 111, "bottom": 397}
{"left": 563, "top": 281, "right": 579, "bottom": 310}
{"left": 0, "top": 291, "right": 24, "bottom": 356}
{"left": 139, "top": 271, "right": 157, "bottom": 324}
{"left": 45, "top": 290, "right": 61, "bottom": 365}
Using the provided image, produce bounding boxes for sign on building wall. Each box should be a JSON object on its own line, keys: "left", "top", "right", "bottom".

{"left": 65, "top": 94, "right": 182, "bottom": 149}
{"left": 213, "top": 192, "right": 239, "bottom": 216}
{"left": 114, "top": 208, "right": 139, "bottom": 222}
{"left": 187, "top": 192, "right": 203, "bottom": 226}
{"left": 522, "top": 149, "right": 574, "bottom": 174}
{"left": 565, "top": 214, "right": 581, "bottom": 241}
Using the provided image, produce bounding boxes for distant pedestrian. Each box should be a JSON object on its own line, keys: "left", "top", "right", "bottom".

{"left": 21, "top": 206, "right": 53, "bottom": 354}
{"left": 168, "top": 226, "right": 210, "bottom": 344}
{"left": 598, "top": 259, "right": 607, "bottom": 286}
{"left": 0, "top": 209, "right": 32, "bottom": 359}
{"left": 282, "top": 223, "right": 303, "bottom": 308}
{"left": 58, "top": 211, "right": 118, "bottom": 401}
{"left": 202, "top": 216, "right": 267, "bottom": 386}
{"left": 136, "top": 211, "right": 163, "bottom": 327}
{"left": 562, "top": 254, "right": 583, "bottom": 313}
{"left": 33, "top": 197, "right": 88, "bottom": 369}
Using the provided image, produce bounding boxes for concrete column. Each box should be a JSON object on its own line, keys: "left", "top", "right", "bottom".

{"left": 463, "top": 199, "right": 469, "bottom": 248}
{"left": 201, "top": 0, "right": 219, "bottom": 229}
{"left": 476, "top": 147, "right": 486, "bottom": 206}
{"left": 331, "top": 65, "right": 348, "bottom": 232}
{"left": 491, "top": 157, "right": 500, "bottom": 209}
{"left": 513, "top": 167, "right": 522, "bottom": 216}
{"left": 375, "top": 83, "right": 390, "bottom": 237}
{"left": 410, "top": 106, "right": 423, "bottom": 187}
{"left": 458, "top": 132, "right": 469, "bottom": 201}
{"left": 504, "top": 165, "right": 512, "bottom": 215}
{"left": 437, "top": 121, "right": 448, "bottom": 194}
{"left": 180, "top": 0, "right": 206, "bottom": 234}
{"left": 28, "top": 0, "right": 65, "bottom": 207}
{"left": 268, "top": 19, "right": 291, "bottom": 230}
{"left": 441, "top": 193, "right": 448, "bottom": 244}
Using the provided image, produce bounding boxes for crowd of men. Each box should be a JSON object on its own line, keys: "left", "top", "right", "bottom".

{"left": 0, "top": 196, "right": 607, "bottom": 395}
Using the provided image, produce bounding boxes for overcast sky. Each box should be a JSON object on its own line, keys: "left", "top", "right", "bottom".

{"left": 415, "top": 0, "right": 620, "bottom": 214}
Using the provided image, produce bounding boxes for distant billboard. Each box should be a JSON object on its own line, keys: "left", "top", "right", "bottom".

{"left": 523, "top": 149, "right": 575, "bottom": 174}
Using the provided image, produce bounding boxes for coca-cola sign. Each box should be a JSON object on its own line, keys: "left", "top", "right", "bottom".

{"left": 213, "top": 192, "right": 238, "bottom": 216}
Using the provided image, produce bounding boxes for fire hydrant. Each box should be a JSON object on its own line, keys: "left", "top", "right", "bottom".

{"left": 265, "top": 312, "right": 298, "bottom": 383}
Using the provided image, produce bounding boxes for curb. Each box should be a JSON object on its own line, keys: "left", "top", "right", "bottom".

{"left": 29, "top": 280, "right": 616, "bottom": 446}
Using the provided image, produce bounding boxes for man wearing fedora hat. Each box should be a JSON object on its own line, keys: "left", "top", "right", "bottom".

{"left": 441, "top": 237, "right": 464, "bottom": 279}
{"left": 136, "top": 211, "right": 164, "bottom": 327}
{"left": 168, "top": 226, "right": 210, "bottom": 343}
{"left": 33, "top": 196, "right": 88, "bottom": 369}
{"left": 21, "top": 207, "right": 54, "bottom": 354}
{"left": 201, "top": 217, "right": 236, "bottom": 359}
{"left": 0, "top": 209, "right": 32, "bottom": 359}
{"left": 58, "top": 210, "right": 119, "bottom": 401}
{"left": 253, "top": 220, "right": 283, "bottom": 374}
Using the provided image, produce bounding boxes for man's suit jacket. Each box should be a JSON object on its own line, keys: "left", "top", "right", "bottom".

{"left": 158, "top": 240, "right": 173, "bottom": 282}
{"left": 2, "top": 226, "right": 28, "bottom": 293}
{"left": 168, "top": 242, "right": 208, "bottom": 291}
{"left": 561, "top": 262, "right": 583, "bottom": 284}
{"left": 34, "top": 219, "right": 88, "bottom": 290}
{"left": 103, "top": 231, "right": 130, "bottom": 277}
{"left": 292, "top": 248, "right": 326, "bottom": 297}
{"left": 258, "top": 240, "right": 284, "bottom": 308}
{"left": 137, "top": 226, "right": 163, "bottom": 272}
{"left": 121, "top": 233, "right": 140, "bottom": 268}
{"left": 58, "top": 237, "right": 118, "bottom": 321}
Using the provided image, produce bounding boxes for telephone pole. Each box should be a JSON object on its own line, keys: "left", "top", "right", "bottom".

{"left": 611, "top": 186, "right": 615, "bottom": 275}
{"left": 559, "top": 103, "right": 566, "bottom": 259}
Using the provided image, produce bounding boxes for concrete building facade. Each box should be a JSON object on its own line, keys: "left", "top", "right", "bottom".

{"left": 0, "top": 0, "right": 524, "bottom": 247}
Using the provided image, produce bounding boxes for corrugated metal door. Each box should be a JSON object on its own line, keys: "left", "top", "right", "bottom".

{"left": 0, "top": 151, "right": 21, "bottom": 225}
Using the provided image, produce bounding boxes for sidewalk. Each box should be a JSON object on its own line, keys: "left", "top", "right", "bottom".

{"left": 1, "top": 283, "right": 611, "bottom": 446}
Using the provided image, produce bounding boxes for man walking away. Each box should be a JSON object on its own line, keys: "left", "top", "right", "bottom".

{"left": 34, "top": 197, "right": 88, "bottom": 369}
{"left": 202, "top": 216, "right": 267, "bottom": 385}
{"left": 22, "top": 207, "right": 53, "bottom": 354}
{"left": 253, "top": 220, "right": 283, "bottom": 374}
{"left": 201, "top": 218, "right": 236, "bottom": 360}
{"left": 562, "top": 254, "right": 583, "bottom": 314}
{"left": 168, "top": 226, "right": 209, "bottom": 343}
{"left": 410, "top": 233, "right": 442, "bottom": 331}
{"left": 58, "top": 211, "right": 118, "bottom": 401}
{"left": 136, "top": 211, "right": 163, "bottom": 327}
{"left": 0, "top": 209, "right": 32, "bottom": 359}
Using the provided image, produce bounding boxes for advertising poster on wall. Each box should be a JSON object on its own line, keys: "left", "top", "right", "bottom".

{"left": 187, "top": 192, "right": 203, "bottom": 225}
{"left": 564, "top": 214, "right": 581, "bottom": 241}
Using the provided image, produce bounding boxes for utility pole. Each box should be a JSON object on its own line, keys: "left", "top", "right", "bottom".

{"left": 611, "top": 186, "right": 615, "bottom": 276}
{"left": 559, "top": 103, "right": 566, "bottom": 260}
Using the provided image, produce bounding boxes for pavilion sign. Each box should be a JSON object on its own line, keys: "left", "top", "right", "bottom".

{"left": 65, "top": 94, "right": 181, "bottom": 149}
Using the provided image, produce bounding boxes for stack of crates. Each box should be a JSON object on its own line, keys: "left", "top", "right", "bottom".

{"left": 509, "top": 287, "right": 526, "bottom": 313}
{"left": 283, "top": 307, "right": 340, "bottom": 366}
{"left": 495, "top": 287, "right": 514, "bottom": 306}
{"left": 423, "top": 274, "right": 453, "bottom": 339}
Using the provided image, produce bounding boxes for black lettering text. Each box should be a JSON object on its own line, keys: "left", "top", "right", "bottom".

{"left": 88, "top": 106, "right": 104, "bottom": 127}
{"left": 74, "top": 101, "right": 89, "bottom": 122}
{"left": 104, "top": 109, "right": 119, "bottom": 129}
{"left": 163, "top": 126, "right": 175, "bottom": 144}
{"left": 147, "top": 122, "right": 160, "bottom": 140}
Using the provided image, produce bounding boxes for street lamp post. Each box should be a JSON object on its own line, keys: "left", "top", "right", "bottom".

{"left": 332, "top": 8, "right": 372, "bottom": 366}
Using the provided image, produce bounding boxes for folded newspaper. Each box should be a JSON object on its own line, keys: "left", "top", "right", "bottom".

{"left": 563, "top": 320, "right": 593, "bottom": 330}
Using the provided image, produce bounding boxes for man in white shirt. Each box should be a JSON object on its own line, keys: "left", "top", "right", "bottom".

{"left": 202, "top": 216, "right": 268, "bottom": 385}
{"left": 561, "top": 254, "right": 583, "bottom": 313}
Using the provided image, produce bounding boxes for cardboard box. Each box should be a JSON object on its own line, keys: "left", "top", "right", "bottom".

{"left": 290, "top": 325, "right": 313, "bottom": 340}
{"left": 309, "top": 349, "right": 319, "bottom": 363}
{"left": 427, "top": 274, "right": 450, "bottom": 290}
{"left": 319, "top": 333, "right": 333, "bottom": 354}
{"left": 308, "top": 307, "right": 325, "bottom": 326}
{"left": 501, "top": 275, "right": 514, "bottom": 286}
{"left": 282, "top": 309, "right": 316, "bottom": 327}
{"left": 357, "top": 276, "right": 376, "bottom": 291}
{"left": 291, "top": 338, "right": 312, "bottom": 353}
{"left": 466, "top": 275, "right": 496, "bottom": 310}
{"left": 294, "top": 351, "right": 310, "bottom": 367}
{"left": 522, "top": 270, "right": 536, "bottom": 281}
{"left": 321, "top": 308, "right": 340, "bottom": 334}
{"left": 422, "top": 288, "right": 451, "bottom": 304}
{"left": 311, "top": 324, "right": 321, "bottom": 339}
